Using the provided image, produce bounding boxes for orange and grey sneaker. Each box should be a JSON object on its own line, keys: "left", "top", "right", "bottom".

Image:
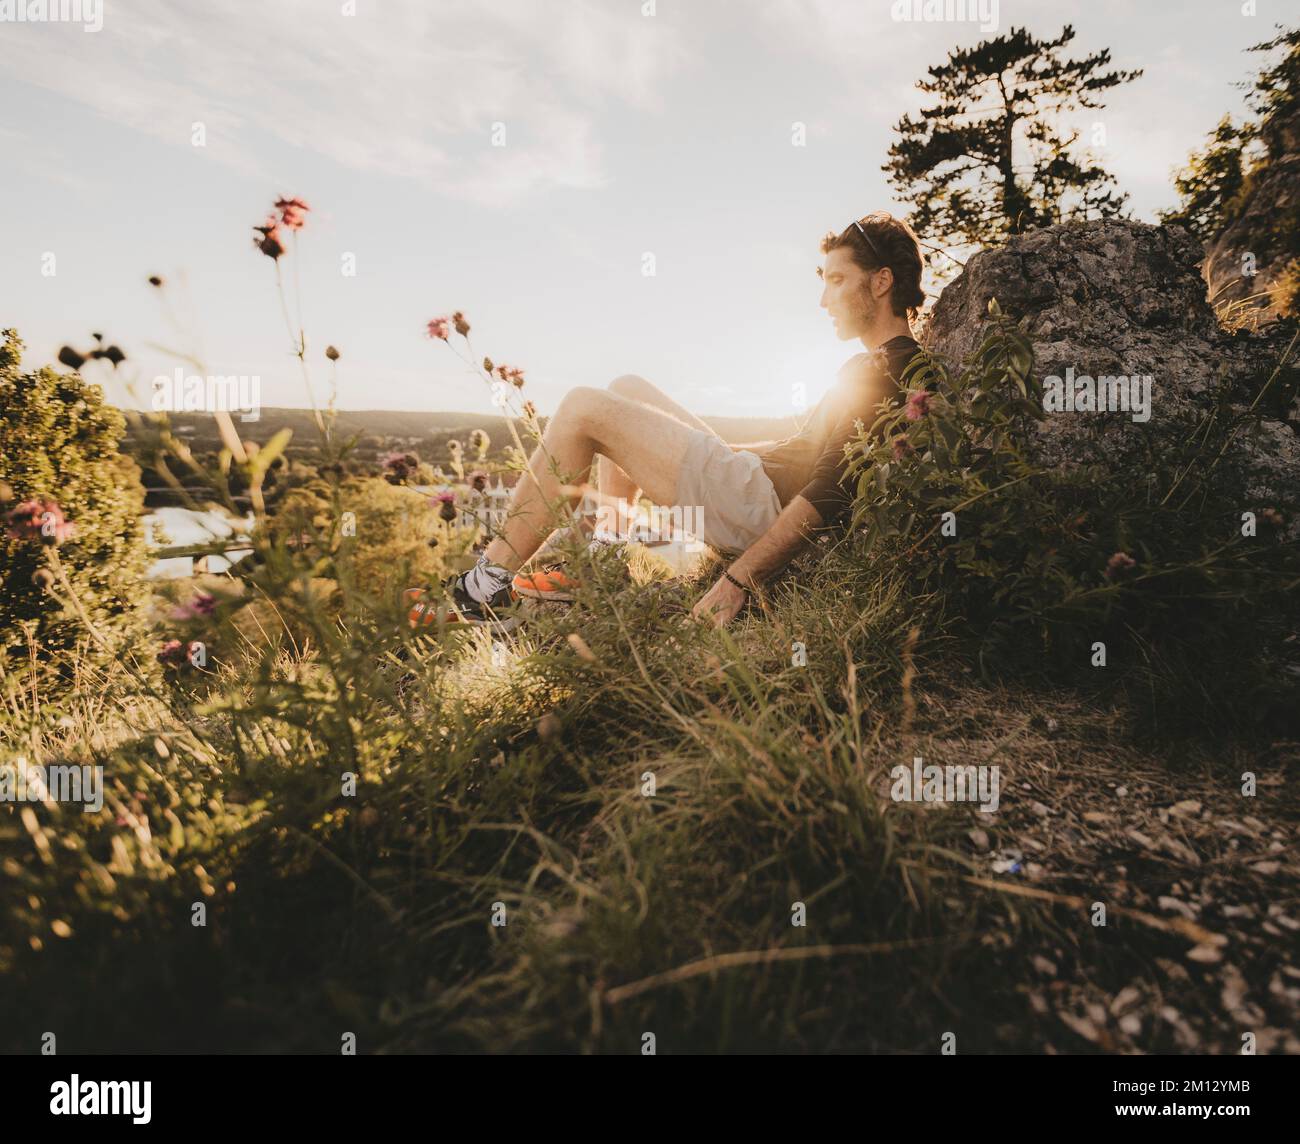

{"left": 512, "top": 537, "right": 630, "bottom": 603}
{"left": 406, "top": 571, "right": 522, "bottom": 634}
{"left": 511, "top": 559, "right": 581, "bottom": 602}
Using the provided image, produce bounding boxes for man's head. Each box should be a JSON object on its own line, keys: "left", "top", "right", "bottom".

{"left": 817, "top": 211, "right": 925, "bottom": 343}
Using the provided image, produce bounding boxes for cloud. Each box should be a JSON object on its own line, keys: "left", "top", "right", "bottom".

{"left": 0, "top": 0, "right": 691, "bottom": 204}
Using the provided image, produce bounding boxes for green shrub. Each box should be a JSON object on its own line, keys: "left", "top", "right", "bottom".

{"left": 0, "top": 331, "right": 149, "bottom": 657}
{"left": 846, "top": 303, "right": 1300, "bottom": 726}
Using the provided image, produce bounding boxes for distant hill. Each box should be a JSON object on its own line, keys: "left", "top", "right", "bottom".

{"left": 121, "top": 407, "right": 802, "bottom": 452}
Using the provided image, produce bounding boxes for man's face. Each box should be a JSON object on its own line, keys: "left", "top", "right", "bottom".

{"left": 819, "top": 245, "right": 884, "bottom": 341}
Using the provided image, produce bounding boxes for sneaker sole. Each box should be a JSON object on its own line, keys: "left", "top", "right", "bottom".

{"left": 512, "top": 583, "right": 577, "bottom": 602}
{"left": 407, "top": 594, "right": 525, "bottom": 633}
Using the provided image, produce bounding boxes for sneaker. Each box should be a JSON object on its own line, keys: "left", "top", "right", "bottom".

{"left": 406, "top": 571, "right": 522, "bottom": 633}
{"left": 511, "top": 558, "right": 582, "bottom": 602}
{"left": 512, "top": 538, "right": 628, "bottom": 603}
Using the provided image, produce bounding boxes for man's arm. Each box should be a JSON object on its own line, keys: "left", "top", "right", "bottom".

{"left": 729, "top": 495, "right": 824, "bottom": 588}
{"left": 690, "top": 495, "right": 825, "bottom": 626}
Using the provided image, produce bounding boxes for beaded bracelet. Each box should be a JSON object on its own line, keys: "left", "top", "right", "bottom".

{"left": 722, "top": 569, "right": 753, "bottom": 596}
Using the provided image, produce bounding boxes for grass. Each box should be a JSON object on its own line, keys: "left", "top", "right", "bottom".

{"left": 3, "top": 526, "right": 1296, "bottom": 1054}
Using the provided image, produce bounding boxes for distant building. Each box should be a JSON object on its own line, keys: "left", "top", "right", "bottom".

{"left": 462, "top": 474, "right": 518, "bottom": 535}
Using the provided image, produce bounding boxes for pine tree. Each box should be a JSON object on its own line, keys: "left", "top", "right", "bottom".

{"left": 884, "top": 25, "right": 1142, "bottom": 269}
{"left": 1159, "top": 116, "right": 1249, "bottom": 241}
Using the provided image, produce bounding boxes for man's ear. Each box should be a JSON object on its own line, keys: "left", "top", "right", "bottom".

{"left": 873, "top": 266, "right": 894, "bottom": 301}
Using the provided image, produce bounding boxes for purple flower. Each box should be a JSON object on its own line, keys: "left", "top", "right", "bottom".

{"left": 170, "top": 592, "right": 217, "bottom": 621}
{"left": 157, "top": 639, "right": 187, "bottom": 666}
{"left": 1104, "top": 551, "right": 1136, "bottom": 580}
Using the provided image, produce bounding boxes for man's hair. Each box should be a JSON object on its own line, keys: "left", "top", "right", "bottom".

{"left": 819, "top": 211, "right": 926, "bottom": 320}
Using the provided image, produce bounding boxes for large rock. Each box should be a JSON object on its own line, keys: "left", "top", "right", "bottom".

{"left": 923, "top": 218, "right": 1298, "bottom": 498}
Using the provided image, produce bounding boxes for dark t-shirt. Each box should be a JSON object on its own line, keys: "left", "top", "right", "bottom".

{"left": 758, "top": 334, "right": 920, "bottom": 527}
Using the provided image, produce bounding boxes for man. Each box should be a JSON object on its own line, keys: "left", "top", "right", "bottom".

{"left": 414, "top": 211, "right": 925, "bottom": 633}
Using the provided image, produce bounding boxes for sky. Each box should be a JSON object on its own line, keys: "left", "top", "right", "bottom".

{"left": 0, "top": 0, "right": 1286, "bottom": 420}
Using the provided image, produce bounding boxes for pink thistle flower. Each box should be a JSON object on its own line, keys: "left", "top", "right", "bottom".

{"left": 170, "top": 592, "right": 217, "bottom": 621}
{"left": 157, "top": 639, "right": 186, "bottom": 666}
{"left": 7, "top": 498, "right": 74, "bottom": 545}
{"left": 904, "top": 390, "right": 931, "bottom": 421}
{"left": 275, "top": 196, "right": 311, "bottom": 230}
{"left": 1104, "top": 551, "right": 1137, "bottom": 581}
{"left": 426, "top": 317, "right": 451, "bottom": 341}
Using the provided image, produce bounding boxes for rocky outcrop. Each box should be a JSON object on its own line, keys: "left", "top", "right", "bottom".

{"left": 924, "top": 219, "right": 1298, "bottom": 498}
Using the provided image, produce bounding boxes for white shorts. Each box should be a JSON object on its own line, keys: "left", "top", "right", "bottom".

{"left": 673, "top": 431, "right": 783, "bottom": 556}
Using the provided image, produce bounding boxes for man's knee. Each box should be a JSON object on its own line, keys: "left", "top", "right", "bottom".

{"left": 607, "top": 373, "right": 651, "bottom": 400}
{"left": 555, "top": 385, "right": 607, "bottom": 425}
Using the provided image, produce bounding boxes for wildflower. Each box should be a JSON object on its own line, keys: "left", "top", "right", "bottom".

{"left": 905, "top": 390, "right": 931, "bottom": 421}
{"left": 148, "top": 275, "right": 164, "bottom": 288}
{"left": 482, "top": 357, "right": 494, "bottom": 373}
{"left": 1260, "top": 507, "right": 1285, "bottom": 528}
{"left": 452, "top": 310, "right": 471, "bottom": 337}
{"left": 426, "top": 317, "right": 451, "bottom": 340}
{"left": 57, "top": 345, "right": 87, "bottom": 370}
{"left": 892, "top": 437, "right": 914, "bottom": 462}
{"left": 31, "top": 568, "right": 55, "bottom": 590}
{"left": 170, "top": 592, "right": 217, "bottom": 621}
{"left": 325, "top": 345, "right": 340, "bottom": 361}
{"left": 253, "top": 215, "right": 285, "bottom": 260}
{"left": 495, "top": 363, "right": 526, "bottom": 388}
{"left": 1104, "top": 551, "right": 1136, "bottom": 580}
{"left": 7, "top": 498, "right": 74, "bottom": 545}
{"left": 447, "top": 439, "right": 462, "bottom": 455}
{"left": 468, "top": 469, "right": 488, "bottom": 493}
{"left": 437, "top": 492, "right": 458, "bottom": 523}
{"left": 381, "top": 452, "right": 419, "bottom": 485}
{"left": 468, "top": 428, "right": 489, "bottom": 455}
{"left": 522, "top": 400, "right": 536, "bottom": 419}
{"left": 157, "top": 639, "right": 187, "bottom": 666}
{"left": 274, "top": 196, "right": 311, "bottom": 230}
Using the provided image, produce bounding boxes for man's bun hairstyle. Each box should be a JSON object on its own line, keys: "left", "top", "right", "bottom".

{"left": 820, "top": 211, "right": 926, "bottom": 320}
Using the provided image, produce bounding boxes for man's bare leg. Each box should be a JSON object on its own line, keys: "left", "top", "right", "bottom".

{"left": 541, "top": 374, "right": 720, "bottom": 553}
{"left": 479, "top": 386, "right": 697, "bottom": 576}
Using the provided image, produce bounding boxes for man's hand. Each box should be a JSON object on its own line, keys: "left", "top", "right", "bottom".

{"left": 688, "top": 496, "right": 826, "bottom": 628}
{"left": 691, "top": 574, "right": 748, "bottom": 627}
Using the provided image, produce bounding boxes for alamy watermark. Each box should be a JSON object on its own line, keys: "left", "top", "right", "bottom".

{"left": 0, "top": 0, "right": 102, "bottom": 31}
{"left": 581, "top": 494, "right": 706, "bottom": 551}
{"left": 891, "top": 755, "right": 1000, "bottom": 813}
{"left": 152, "top": 369, "right": 261, "bottom": 422}
{"left": 1, "top": 758, "right": 103, "bottom": 813}
{"left": 1042, "top": 366, "right": 1152, "bottom": 423}
{"left": 50, "top": 1075, "right": 151, "bottom": 1124}
{"left": 891, "top": 0, "right": 998, "bottom": 34}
